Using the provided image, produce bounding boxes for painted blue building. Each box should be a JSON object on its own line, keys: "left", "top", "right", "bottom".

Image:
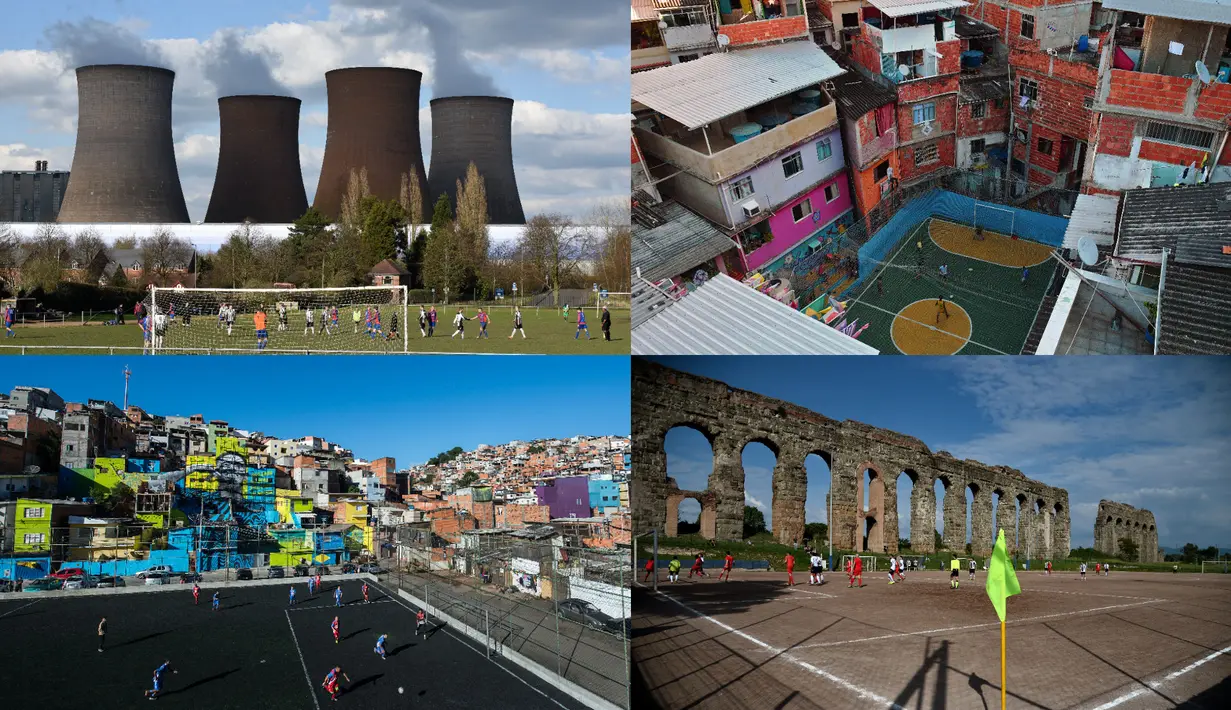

{"left": 589, "top": 478, "right": 622, "bottom": 512}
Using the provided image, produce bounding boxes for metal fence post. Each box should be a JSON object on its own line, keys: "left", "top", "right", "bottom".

{"left": 652, "top": 528, "right": 658, "bottom": 594}
{"left": 485, "top": 609, "right": 491, "bottom": 658}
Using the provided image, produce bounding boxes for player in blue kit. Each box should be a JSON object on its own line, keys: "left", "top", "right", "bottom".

{"left": 374, "top": 633, "right": 388, "bottom": 660}
{"left": 289, "top": 585, "right": 297, "bottom": 606}
{"left": 144, "top": 660, "right": 176, "bottom": 700}
{"left": 211, "top": 591, "right": 220, "bottom": 611}
{"left": 575, "top": 309, "right": 590, "bottom": 339}
{"left": 334, "top": 585, "right": 343, "bottom": 607}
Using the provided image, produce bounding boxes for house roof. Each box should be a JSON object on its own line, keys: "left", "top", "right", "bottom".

{"left": 632, "top": 200, "right": 736, "bottom": 282}
{"left": 1158, "top": 261, "right": 1231, "bottom": 355}
{"left": 832, "top": 72, "right": 897, "bottom": 120}
{"left": 630, "top": 42, "right": 845, "bottom": 130}
{"left": 1100, "top": 0, "right": 1231, "bottom": 25}
{"left": 1115, "top": 183, "right": 1231, "bottom": 265}
{"left": 953, "top": 14, "right": 1000, "bottom": 38}
{"left": 107, "top": 247, "right": 193, "bottom": 270}
{"left": 958, "top": 78, "right": 1009, "bottom": 104}
{"left": 367, "top": 259, "right": 410, "bottom": 276}
{"left": 632, "top": 273, "right": 880, "bottom": 354}
{"left": 1062, "top": 193, "right": 1120, "bottom": 249}
{"left": 866, "top": 0, "right": 970, "bottom": 18}
{"left": 631, "top": 0, "right": 657, "bottom": 21}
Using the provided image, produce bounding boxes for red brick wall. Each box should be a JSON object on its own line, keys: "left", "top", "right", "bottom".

{"left": 897, "top": 75, "right": 960, "bottom": 104}
{"left": 1012, "top": 124, "right": 1064, "bottom": 173}
{"left": 851, "top": 151, "right": 898, "bottom": 217}
{"left": 897, "top": 136, "right": 956, "bottom": 182}
{"left": 1107, "top": 70, "right": 1189, "bottom": 115}
{"left": 1196, "top": 83, "right": 1231, "bottom": 123}
{"left": 496, "top": 503, "right": 551, "bottom": 528}
{"left": 852, "top": 36, "right": 881, "bottom": 76}
{"left": 897, "top": 93, "right": 958, "bottom": 141}
{"left": 957, "top": 96, "right": 1010, "bottom": 137}
{"left": 1138, "top": 140, "right": 1210, "bottom": 167}
{"left": 631, "top": 138, "right": 641, "bottom": 165}
{"left": 1095, "top": 115, "right": 1135, "bottom": 158}
{"left": 718, "top": 16, "right": 808, "bottom": 46}
{"left": 936, "top": 39, "right": 961, "bottom": 75}
{"left": 1010, "top": 50, "right": 1097, "bottom": 142}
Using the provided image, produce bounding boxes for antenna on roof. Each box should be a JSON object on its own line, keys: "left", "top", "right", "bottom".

{"left": 1195, "top": 61, "right": 1211, "bottom": 85}
{"left": 1077, "top": 236, "right": 1099, "bottom": 267}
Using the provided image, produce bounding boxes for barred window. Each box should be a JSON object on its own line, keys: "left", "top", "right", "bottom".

{"left": 915, "top": 143, "right": 940, "bottom": 166}
{"left": 1144, "top": 122, "right": 1215, "bottom": 150}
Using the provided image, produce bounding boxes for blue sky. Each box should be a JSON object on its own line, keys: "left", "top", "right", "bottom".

{"left": 647, "top": 356, "right": 1231, "bottom": 550}
{"left": 2, "top": 356, "right": 630, "bottom": 465}
{"left": 0, "top": 0, "right": 629, "bottom": 222}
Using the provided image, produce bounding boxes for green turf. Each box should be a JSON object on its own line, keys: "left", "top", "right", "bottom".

{"left": 840, "top": 219, "right": 1053, "bottom": 355}
{"left": 0, "top": 306, "right": 629, "bottom": 355}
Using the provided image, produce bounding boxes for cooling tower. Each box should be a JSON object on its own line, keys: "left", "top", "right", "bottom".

{"left": 427, "top": 96, "right": 525, "bottom": 225}
{"left": 313, "top": 67, "right": 427, "bottom": 220}
{"left": 57, "top": 64, "right": 189, "bottom": 223}
{"left": 205, "top": 95, "right": 308, "bottom": 223}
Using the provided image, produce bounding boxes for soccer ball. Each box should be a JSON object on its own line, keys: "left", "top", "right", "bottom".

{"left": 398, "top": 687, "right": 404, "bottom": 694}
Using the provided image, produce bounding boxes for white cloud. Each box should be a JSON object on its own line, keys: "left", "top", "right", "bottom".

{"left": 745, "top": 492, "right": 767, "bottom": 511}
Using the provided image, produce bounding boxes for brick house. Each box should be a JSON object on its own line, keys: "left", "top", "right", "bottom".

{"left": 366, "top": 259, "right": 410, "bottom": 287}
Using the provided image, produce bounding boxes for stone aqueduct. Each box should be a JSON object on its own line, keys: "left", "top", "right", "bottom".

{"left": 633, "top": 361, "right": 1071, "bottom": 559}
{"left": 1094, "top": 500, "right": 1160, "bottom": 563}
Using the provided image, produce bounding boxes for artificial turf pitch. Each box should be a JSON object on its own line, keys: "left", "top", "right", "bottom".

{"left": 0, "top": 579, "right": 587, "bottom": 709}
{"left": 0, "top": 308, "right": 629, "bottom": 355}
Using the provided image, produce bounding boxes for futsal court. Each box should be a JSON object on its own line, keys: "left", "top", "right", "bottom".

{"left": 632, "top": 570, "right": 1231, "bottom": 709}
{"left": 839, "top": 217, "right": 1057, "bottom": 355}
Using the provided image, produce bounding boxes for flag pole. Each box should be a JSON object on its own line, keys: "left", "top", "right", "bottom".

{"left": 1001, "top": 619, "right": 1007, "bottom": 709}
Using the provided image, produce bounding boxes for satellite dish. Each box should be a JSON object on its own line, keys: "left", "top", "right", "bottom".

{"left": 1195, "top": 61, "right": 1211, "bottom": 85}
{"left": 717, "top": 34, "right": 730, "bottom": 46}
{"left": 1077, "top": 236, "right": 1099, "bottom": 266}
{"left": 897, "top": 64, "right": 911, "bottom": 77}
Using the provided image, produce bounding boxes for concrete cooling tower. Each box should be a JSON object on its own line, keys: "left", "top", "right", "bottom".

{"left": 57, "top": 64, "right": 189, "bottom": 223}
{"left": 313, "top": 67, "right": 427, "bottom": 220}
{"left": 205, "top": 95, "right": 308, "bottom": 223}
{"left": 427, "top": 96, "right": 525, "bottom": 225}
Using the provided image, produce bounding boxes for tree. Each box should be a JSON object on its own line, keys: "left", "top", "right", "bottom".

{"left": 1182, "top": 542, "right": 1200, "bottom": 564}
{"left": 422, "top": 194, "right": 460, "bottom": 300}
{"left": 97, "top": 482, "right": 136, "bottom": 517}
{"left": 588, "top": 199, "right": 632, "bottom": 291}
{"left": 935, "top": 529, "right": 944, "bottom": 550}
{"left": 360, "top": 196, "right": 406, "bottom": 271}
{"left": 109, "top": 264, "right": 129, "bottom": 288}
{"left": 113, "top": 237, "right": 137, "bottom": 249}
{"left": 1201, "top": 545, "right": 1219, "bottom": 561}
{"left": 803, "top": 522, "right": 829, "bottom": 547}
{"left": 459, "top": 471, "right": 479, "bottom": 488}
{"left": 339, "top": 167, "right": 370, "bottom": 231}
{"left": 209, "top": 224, "right": 259, "bottom": 288}
{"left": 0, "top": 224, "right": 17, "bottom": 292}
{"left": 1118, "top": 536, "right": 1139, "bottom": 561}
{"left": 399, "top": 167, "right": 425, "bottom": 242}
{"left": 18, "top": 223, "right": 70, "bottom": 293}
{"left": 520, "top": 214, "right": 586, "bottom": 306}
{"left": 743, "top": 505, "right": 766, "bottom": 538}
{"left": 454, "top": 162, "right": 490, "bottom": 299}
{"left": 138, "top": 228, "right": 193, "bottom": 286}
{"left": 287, "top": 207, "right": 331, "bottom": 284}
{"left": 70, "top": 228, "right": 109, "bottom": 284}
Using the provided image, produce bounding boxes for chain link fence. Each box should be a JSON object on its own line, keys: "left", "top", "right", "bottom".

{"left": 387, "top": 524, "right": 631, "bottom": 708}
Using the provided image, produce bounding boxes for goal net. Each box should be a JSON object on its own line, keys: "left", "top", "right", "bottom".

{"left": 972, "top": 201, "right": 1016, "bottom": 239}
{"left": 840, "top": 555, "right": 877, "bottom": 573}
{"left": 146, "top": 286, "right": 409, "bottom": 354}
{"left": 1201, "top": 560, "right": 1230, "bottom": 574}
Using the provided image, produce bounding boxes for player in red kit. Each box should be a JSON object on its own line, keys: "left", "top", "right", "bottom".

{"left": 850, "top": 556, "right": 864, "bottom": 588}
{"left": 718, "top": 552, "right": 734, "bottom": 582}
{"left": 784, "top": 553, "right": 795, "bottom": 587}
{"left": 331, "top": 616, "right": 340, "bottom": 644}
{"left": 192, "top": 583, "right": 200, "bottom": 605}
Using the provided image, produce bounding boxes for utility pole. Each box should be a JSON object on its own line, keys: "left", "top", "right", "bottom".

{"left": 122, "top": 365, "right": 132, "bottom": 411}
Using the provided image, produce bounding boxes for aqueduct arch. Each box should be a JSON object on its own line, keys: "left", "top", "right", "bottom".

{"left": 633, "top": 360, "right": 1071, "bottom": 558}
{"left": 1095, "top": 501, "right": 1159, "bottom": 562}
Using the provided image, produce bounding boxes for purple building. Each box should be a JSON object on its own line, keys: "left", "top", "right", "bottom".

{"left": 534, "top": 476, "right": 590, "bottom": 519}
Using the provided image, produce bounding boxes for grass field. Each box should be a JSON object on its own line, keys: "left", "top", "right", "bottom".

{"left": 0, "top": 306, "right": 628, "bottom": 355}
{"left": 840, "top": 218, "right": 1055, "bottom": 355}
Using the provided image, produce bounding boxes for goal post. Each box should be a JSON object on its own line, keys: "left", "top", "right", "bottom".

{"left": 1201, "top": 560, "right": 1230, "bottom": 574}
{"left": 972, "top": 201, "right": 1017, "bottom": 239}
{"left": 147, "top": 285, "right": 409, "bottom": 354}
{"left": 840, "top": 555, "right": 877, "bottom": 573}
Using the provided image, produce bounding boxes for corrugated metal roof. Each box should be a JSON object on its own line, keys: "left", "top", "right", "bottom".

{"left": 1062, "top": 194, "right": 1120, "bottom": 249}
{"left": 632, "top": 201, "right": 737, "bottom": 282}
{"left": 958, "top": 79, "right": 1008, "bottom": 104}
{"left": 832, "top": 73, "right": 897, "bottom": 119}
{"left": 632, "top": 273, "right": 880, "bottom": 354}
{"left": 629, "top": 42, "right": 846, "bottom": 130}
{"left": 632, "top": 0, "right": 658, "bottom": 22}
{"left": 1116, "top": 183, "right": 1231, "bottom": 264}
{"left": 1158, "top": 261, "right": 1231, "bottom": 355}
{"left": 866, "top": 0, "right": 970, "bottom": 18}
{"left": 1100, "top": 0, "right": 1231, "bottom": 25}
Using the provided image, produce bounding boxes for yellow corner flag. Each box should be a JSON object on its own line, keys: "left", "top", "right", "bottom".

{"left": 985, "top": 528, "right": 1021, "bottom": 622}
{"left": 985, "top": 528, "right": 1021, "bottom": 710}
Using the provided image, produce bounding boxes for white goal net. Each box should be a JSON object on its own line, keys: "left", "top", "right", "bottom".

{"left": 840, "top": 555, "right": 877, "bottom": 573}
{"left": 146, "top": 286, "right": 409, "bottom": 354}
{"left": 972, "top": 201, "right": 1017, "bottom": 239}
{"left": 1201, "top": 560, "right": 1230, "bottom": 574}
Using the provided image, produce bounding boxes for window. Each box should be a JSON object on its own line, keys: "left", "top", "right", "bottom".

{"left": 971, "top": 138, "right": 987, "bottom": 154}
{"left": 677, "top": 53, "right": 699, "bottom": 63}
{"left": 873, "top": 160, "right": 890, "bottom": 181}
{"left": 729, "top": 176, "right": 754, "bottom": 201}
{"left": 824, "top": 183, "right": 840, "bottom": 203}
{"left": 1037, "top": 137, "right": 1054, "bottom": 155}
{"left": 816, "top": 138, "right": 833, "bottom": 162}
{"left": 24, "top": 533, "right": 46, "bottom": 545}
{"left": 1021, "top": 14, "right": 1035, "bottom": 39}
{"left": 1144, "top": 122, "right": 1216, "bottom": 150}
{"left": 842, "top": 12, "right": 859, "bottom": 28}
{"left": 912, "top": 102, "right": 936, "bottom": 125}
{"left": 782, "top": 151, "right": 804, "bottom": 179}
{"left": 994, "top": 99, "right": 1005, "bottom": 110}
{"left": 661, "top": 9, "right": 706, "bottom": 27}
{"left": 915, "top": 143, "right": 939, "bottom": 166}
{"left": 382, "top": 276, "right": 393, "bottom": 285}
{"left": 971, "top": 102, "right": 987, "bottom": 119}
{"left": 24, "top": 506, "right": 45, "bottom": 519}
{"left": 791, "top": 199, "right": 812, "bottom": 222}
{"left": 1019, "top": 78, "right": 1039, "bottom": 101}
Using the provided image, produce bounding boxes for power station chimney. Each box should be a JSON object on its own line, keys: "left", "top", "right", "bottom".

{"left": 427, "top": 96, "right": 525, "bottom": 225}
{"left": 57, "top": 64, "right": 189, "bottom": 223}
{"left": 205, "top": 95, "right": 308, "bottom": 223}
{"left": 313, "top": 67, "right": 427, "bottom": 221}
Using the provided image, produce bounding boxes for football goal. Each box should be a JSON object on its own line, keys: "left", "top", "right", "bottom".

{"left": 972, "top": 201, "right": 1017, "bottom": 239}
{"left": 146, "top": 285, "right": 409, "bottom": 354}
{"left": 840, "top": 555, "right": 877, "bottom": 573}
{"left": 1201, "top": 560, "right": 1230, "bottom": 574}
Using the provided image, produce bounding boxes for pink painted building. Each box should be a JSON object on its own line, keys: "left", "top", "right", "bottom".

{"left": 745, "top": 166, "right": 854, "bottom": 272}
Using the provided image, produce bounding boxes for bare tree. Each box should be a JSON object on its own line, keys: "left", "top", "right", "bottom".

{"left": 520, "top": 214, "right": 587, "bottom": 306}
{"left": 138, "top": 228, "right": 194, "bottom": 287}
{"left": 70, "top": 228, "right": 110, "bottom": 284}
{"left": 399, "top": 166, "right": 425, "bottom": 242}
{"left": 19, "top": 224, "right": 71, "bottom": 293}
{"left": 455, "top": 162, "right": 490, "bottom": 297}
{"left": 340, "top": 166, "right": 371, "bottom": 231}
{"left": 588, "top": 199, "right": 631, "bottom": 291}
{"left": 0, "top": 224, "right": 18, "bottom": 291}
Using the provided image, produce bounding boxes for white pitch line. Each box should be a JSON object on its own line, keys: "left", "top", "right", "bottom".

{"left": 1086, "top": 645, "right": 1231, "bottom": 710}
{"left": 284, "top": 609, "right": 321, "bottom": 710}
{"left": 286, "top": 599, "right": 393, "bottom": 612}
{"left": 778, "top": 599, "right": 1165, "bottom": 651}
{"left": 789, "top": 588, "right": 837, "bottom": 599}
{"left": 657, "top": 589, "right": 908, "bottom": 710}
{"left": 0, "top": 600, "right": 39, "bottom": 618}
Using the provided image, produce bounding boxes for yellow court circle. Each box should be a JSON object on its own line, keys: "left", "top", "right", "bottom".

{"left": 929, "top": 219, "right": 1054, "bottom": 268}
{"left": 892, "top": 298, "right": 972, "bottom": 355}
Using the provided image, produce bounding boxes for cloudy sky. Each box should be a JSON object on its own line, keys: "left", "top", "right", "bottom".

{"left": 0, "top": 0, "right": 630, "bottom": 223}
{"left": 649, "top": 356, "right": 1231, "bottom": 551}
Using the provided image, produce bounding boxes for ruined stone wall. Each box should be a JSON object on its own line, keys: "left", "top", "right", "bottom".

{"left": 633, "top": 360, "right": 1071, "bottom": 558}
{"left": 1094, "top": 500, "right": 1159, "bottom": 563}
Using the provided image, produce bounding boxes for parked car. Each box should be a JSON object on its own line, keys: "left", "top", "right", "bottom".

{"left": 267, "top": 566, "right": 286, "bottom": 579}
{"left": 0, "top": 579, "right": 13, "bottom": 592}
{"left": 292, "top": 565, "right": 310, "bottom": 577}
{"left": 23, "top": 578, "right": 64, "bottom": 592}
{"left": 179, "top": 572, "right": 202, "bottom": 584}
{"left": 62, "top": 575, "right": 99, "bottom": 590}
{"left": 143, "top": 572, "right": 172, "bottom": 586}
{"left": 135, "top": 565, "right": 176, "bottom": 580}
{"left": 313, "top": 565, "right": 331, "bottom": 576}
{"left": 357, "top": 563, "right": 384, "bottom": 574}
{"left": 558, "top": 599, "right": 627, "bottom": 634}
{"left": 236, "top": 568, "right": 253, "bottom": 581}
{"left": 50, "top": 567, "right": 87, "bottom": 580}
{"left": 96, "top": 576, "right": 126, "bottom": 588}
{"left": 340, "top": 563, "right": 356, "bottom": 574}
